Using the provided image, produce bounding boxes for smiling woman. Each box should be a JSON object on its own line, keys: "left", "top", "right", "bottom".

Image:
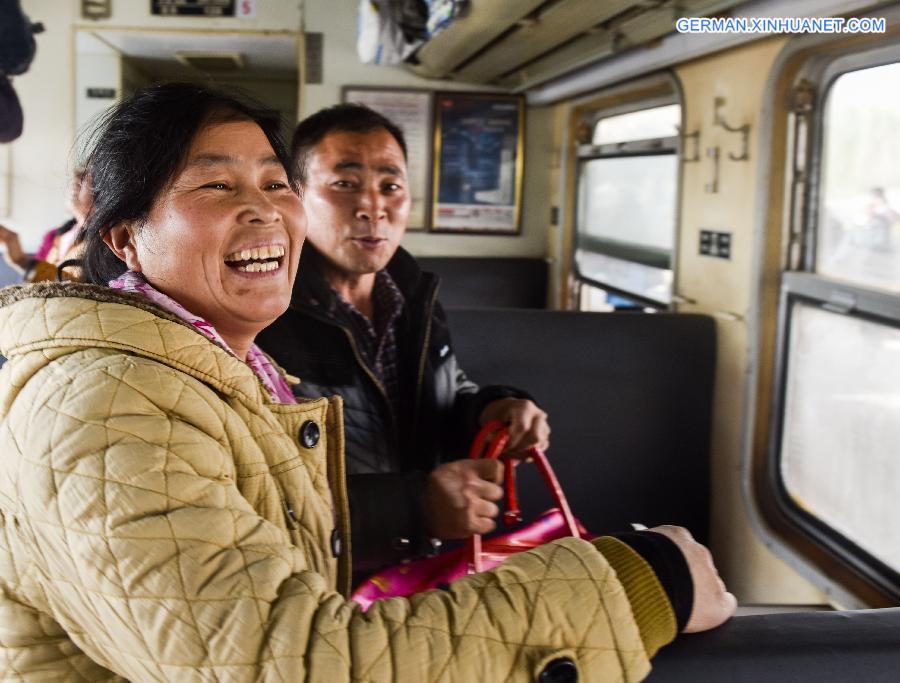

{"left": 0, "top": 82, "right": 734, "bottom": 681}
{"left": 78, "top": 86, "right": 304, "bottom": 361}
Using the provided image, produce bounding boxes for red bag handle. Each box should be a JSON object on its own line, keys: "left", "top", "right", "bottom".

{"left": 466, "top": 420, "right": 580, "bottom": 573}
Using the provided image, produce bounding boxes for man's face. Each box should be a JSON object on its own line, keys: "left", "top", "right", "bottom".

{"left": 302, "top": 128, "right": 410, "bottom": 278}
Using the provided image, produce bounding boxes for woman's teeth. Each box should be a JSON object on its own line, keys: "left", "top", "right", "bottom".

{"left": 238, "top": 260, "right": 279, "bottom": 272}
{"left": 224, "top": 245, "right": 285, "bottom": 272}
{"left": 224, "top": 245, "right": 286, "bottom": 262}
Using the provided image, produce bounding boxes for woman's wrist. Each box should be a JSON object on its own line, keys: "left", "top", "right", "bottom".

{"left": 592, "top": 536, "right": 679, "bottom": 657}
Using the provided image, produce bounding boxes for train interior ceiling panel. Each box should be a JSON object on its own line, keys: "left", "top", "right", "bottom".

{"left": 3, "top": 0, "right": 900, "bottom": 678}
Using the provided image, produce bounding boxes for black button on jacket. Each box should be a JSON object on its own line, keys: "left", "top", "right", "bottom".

{"left": 539, "top": 657, "right": 578, "bottom": 683}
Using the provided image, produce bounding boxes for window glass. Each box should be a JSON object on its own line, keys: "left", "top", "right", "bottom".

{"left": 781, "top": 302, "right": 900, "bottom": 571}
{"left": 578, "top": 281, "right": 614, "bottom": 312}
{"left": 575, "top": 101, "right": 679, "bottom": 306}
{"left": 818, "top": 63, "right": 900, "bottom": 292}
{"left": 593, "top": 104, "right": 680, "bottom": 144}
{"left": 575, "top": 249, "right": 672, "bottom": 305}
{"left": 577, "top": 155, "right": 677, "bottom": 253}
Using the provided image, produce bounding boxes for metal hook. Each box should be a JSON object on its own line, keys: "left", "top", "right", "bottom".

{"left": 704, "top": 146, "right": 720, "bottom": 194}
{"left": 677, "top": 125, "right": 700, "bottom": 163}
{"left": 713, "top": 96, "right": 751, "bottom": 161}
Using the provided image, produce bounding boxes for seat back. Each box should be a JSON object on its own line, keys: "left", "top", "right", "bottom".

{"left": 447, "top": 308, "right": 715, "bottom": 541}
{"left": 419, "top": 257, "right": 548, "bottom": 308}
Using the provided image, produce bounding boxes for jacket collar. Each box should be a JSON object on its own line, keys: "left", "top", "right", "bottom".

{"left": 0, "top": 282, "right": 269, "bottom": 404}
{"left": 291, "top": 244, "right": 436, "bottom": 315}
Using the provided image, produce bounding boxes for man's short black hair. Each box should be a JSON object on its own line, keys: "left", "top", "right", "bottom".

{"left": 290, "top": 103, "right": 408, "bottom": 186}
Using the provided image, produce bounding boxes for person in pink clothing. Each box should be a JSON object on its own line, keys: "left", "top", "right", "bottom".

{"left": 0, "top": 166, "right": 91, "bottom": 282}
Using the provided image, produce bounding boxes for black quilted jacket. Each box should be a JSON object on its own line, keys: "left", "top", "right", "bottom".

{"left": 257, "top": 246, "right": 529, "bottom": 578}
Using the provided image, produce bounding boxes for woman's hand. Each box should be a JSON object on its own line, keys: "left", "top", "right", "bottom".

{"left": 649, "top": 525, "right": 738, "bottom": 632}
{"left": 479, "top": 398, "right": 551, "bottom": 453}
{"left": 0, "top": 224, "right": 29, "bottom": 273}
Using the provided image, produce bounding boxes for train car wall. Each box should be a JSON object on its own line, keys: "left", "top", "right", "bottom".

{"left": 674, "top": 37, "right": 826, "bottom": 605}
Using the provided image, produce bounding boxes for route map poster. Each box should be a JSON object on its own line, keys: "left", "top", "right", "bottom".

{"left": 432, "top": 93, "right": 524, "bottom": 234}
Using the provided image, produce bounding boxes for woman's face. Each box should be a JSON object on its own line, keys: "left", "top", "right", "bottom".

{"left": 124, "top": 119, "right": 305, "bottom": 342}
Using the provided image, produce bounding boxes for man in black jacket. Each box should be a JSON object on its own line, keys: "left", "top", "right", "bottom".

{"left": 257, "top": 105, "right": 550, "bottom": 583}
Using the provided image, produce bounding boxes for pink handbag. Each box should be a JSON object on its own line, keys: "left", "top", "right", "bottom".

{"left": 351, "top": 421, "right": 592, "bottom": 610}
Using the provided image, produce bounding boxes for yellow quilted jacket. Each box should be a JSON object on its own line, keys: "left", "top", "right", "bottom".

{"left": 0, "top": 284, "right": 668, "bottom": 682}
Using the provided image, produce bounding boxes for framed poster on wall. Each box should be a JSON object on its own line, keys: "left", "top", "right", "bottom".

{"left": 432, "top": 92, "right": 524, "bottom": 234}
{"left": 342, "top": 86, "right": 433, "bottom": 230}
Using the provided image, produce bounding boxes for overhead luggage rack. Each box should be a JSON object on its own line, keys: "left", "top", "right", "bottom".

{"left": 409, "top": 0, "right": 750, "bottom": 90}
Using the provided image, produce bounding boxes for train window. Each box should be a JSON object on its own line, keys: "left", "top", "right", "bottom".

{"left": 592, "top": 104, "right": 680, "bottom": 145}
{"left": 772, "top": 56, "right": 900, "bottom": 602}
{"left": 780, "top": 300, "right": 900, "bottom": 572}
{"left": 574, "top": 102, "right": 680, "bottom": 309}
{"left": 816, "top": 63, "right": 900, "bottom": 293}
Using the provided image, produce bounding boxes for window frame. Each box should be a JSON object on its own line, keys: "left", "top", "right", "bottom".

{"left": 766, "top": 43, "right": 900, "bottom": 606}
{"left": 802, "top": 44, "right": 900, "bottom": 274}
{"left": 571, "top": 94, "right": 682, "bottom": 309}
{"left": 770, "top": 272, "right": 900, "bottom": 602}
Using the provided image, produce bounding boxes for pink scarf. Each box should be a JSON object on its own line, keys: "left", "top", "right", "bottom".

{"left": 109, "top": 271, "right": 296, "bottom": 404}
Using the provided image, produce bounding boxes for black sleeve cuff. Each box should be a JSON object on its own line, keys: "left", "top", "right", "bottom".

{"left": 610, "top": 531, "right": 694, "bottom": 632}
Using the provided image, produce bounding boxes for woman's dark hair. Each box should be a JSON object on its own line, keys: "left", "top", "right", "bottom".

{"left": 290, "top": 103, "right": 408, "bottom": 187}
{"left": 80, "top": 82, "right": 295, "bottom": 285}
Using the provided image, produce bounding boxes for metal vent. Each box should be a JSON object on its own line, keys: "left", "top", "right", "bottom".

{"left": 175, "top": 51, "right": 244, "bottom": 72}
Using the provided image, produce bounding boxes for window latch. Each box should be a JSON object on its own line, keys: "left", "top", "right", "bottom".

{"left": 822, "top": 291, "right": 856, "bottom": 315}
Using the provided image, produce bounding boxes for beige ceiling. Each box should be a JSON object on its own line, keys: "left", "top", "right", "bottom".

{"left": 77, "top": 30, "right": 298, "bottom": 82}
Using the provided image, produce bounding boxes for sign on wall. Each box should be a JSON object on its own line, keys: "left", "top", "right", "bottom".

{"left": 432, "top": 93, "right": 524, "bottom": 234}
{"left": 81, "top": 0, "right": 112, "bottom": 20}
{"left": 86, "top": 87, "right": 116, "bottom": 99}
{"left": 235, "top": 0, "right": 257, "bottom": 19}
{"left": 151, "top": 0, "right": 236, "bottom": 17}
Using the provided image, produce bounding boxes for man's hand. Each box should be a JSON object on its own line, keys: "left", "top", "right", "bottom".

{"left": 649, "top": 525, "right": 737, "bottom": 633}
{"left": 424, "top": 459, "right": 504, "bottom": 539}
{"left": 0, "top": 224, "right": 29, "bottom": 273}
{"left": 479, "top": 398, "right": 550, "bottom": 453}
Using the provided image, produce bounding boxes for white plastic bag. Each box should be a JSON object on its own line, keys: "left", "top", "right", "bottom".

{"left": 356, "top": 0, "right": 422, "bottom": 65}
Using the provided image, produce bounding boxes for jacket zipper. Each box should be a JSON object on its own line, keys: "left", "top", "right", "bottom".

{"left": 339, "top": 326, "right": 399, "bottom": 438}
{"left": 298, "top": 305, "right": 399, "bottom": 440}
{"left": 410, "top": 282, "right": 440, "bottom": 447}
